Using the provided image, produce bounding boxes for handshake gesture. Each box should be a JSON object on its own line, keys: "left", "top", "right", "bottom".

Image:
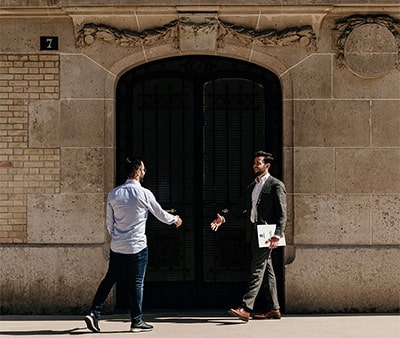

{"left": 210, "top": 213, "right": 224, "bottom": 231}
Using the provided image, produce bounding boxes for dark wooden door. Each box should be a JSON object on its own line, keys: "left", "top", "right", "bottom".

{"left": 116, "top": 56, "right": 283, "bottom": 310}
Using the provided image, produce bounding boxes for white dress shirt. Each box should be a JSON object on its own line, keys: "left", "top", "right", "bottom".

{"left": 250, "top": 173, "right": 270, "bottom": 223}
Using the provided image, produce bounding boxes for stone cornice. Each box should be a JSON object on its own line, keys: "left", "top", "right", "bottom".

{"left": 76, "top": 18, "right": 317, "bottom": 51}
{"left": 0, "top": 5, "right": 333, "bottom": 15}
{"left": 1, "top": 4, "right": 399, "bottom": 17}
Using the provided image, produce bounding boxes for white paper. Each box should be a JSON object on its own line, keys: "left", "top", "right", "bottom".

{"left": 257, "top": 224, "right": 286, "bottom": 248}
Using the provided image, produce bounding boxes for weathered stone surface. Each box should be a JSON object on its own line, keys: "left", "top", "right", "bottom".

{"left": 333, "top": 63, "right": 400, "bottom": 99}
{"left": 60, "top": 54, "right": 116, "bottom": 99}
{"left": 372, "top": 195, "right": 400, "bottom": 245}
{"left": 336, "top": 149, "right": 400, "bottom": 194}
{"left": 285, "top": 247, "right": 400, "bottom": 313}
{"left": 29, "top": 99, "right": 106, "bottom": 150}
{"left": 285, "top": 55, "right": 332, "bottom": 99}
{"left": 0, "top": 17, "right": 76, "bottom": 53}
{"left": 60, "top": 100, "right": 105, "bottom": 147}
{"left": 371, "top": 100, "right": 400, "bottom": 147}
{"left": 285, "top": 192, "right": 294, "bottom": 244}
{"left": 294, "top": 100, "right": 370, "bottom": 147}
{"left": 294, "top": 148, "right": 335, "bottom": 194}
{"left": 283, "top": 100, "right": 294, "bottom": 148}
{"left": 0, "top": 245, "right": 111, "bottom": 314}
{"left": 104, "top": 99, "right": 115, "bottom": 148}
{"left": 2, "top": 0, "right": 399, "bottom": 5}
{"left": 29, "top": 100, "right": 61, "bottom": 148}
{"left": 61, "top": 148, "right": 105, "bottom": 193}
{"left": 294, "top": 195, "right": 372, "bottom": 245}
{"left": 104, "top": 147, "right": 116, "bottom": 193}
{"left": 27, "top": 193, "right": 105, "bottom": 243}
{"left": 283, "top": 147, "right": 293, "bottom": 193}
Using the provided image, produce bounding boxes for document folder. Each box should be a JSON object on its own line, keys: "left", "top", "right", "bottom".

{"left": 257, "top": 224, "right": 286, "bottom": 248}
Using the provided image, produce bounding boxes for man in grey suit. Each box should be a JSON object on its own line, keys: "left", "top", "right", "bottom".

{"left": 210, "top": 150, "right": 287, "bottom": 321}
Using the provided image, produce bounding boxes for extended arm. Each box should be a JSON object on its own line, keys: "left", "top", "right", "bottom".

{"left": 144, "top": 189, "right": 183, "bottom": 228}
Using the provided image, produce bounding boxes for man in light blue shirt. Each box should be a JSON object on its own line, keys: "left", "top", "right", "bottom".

{"left": 85, "top": 157, "right": 182, "bottom": 333}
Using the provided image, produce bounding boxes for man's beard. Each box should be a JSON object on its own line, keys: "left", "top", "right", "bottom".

{"left": 254, "top": 169, "right": 265, "bottom": 178}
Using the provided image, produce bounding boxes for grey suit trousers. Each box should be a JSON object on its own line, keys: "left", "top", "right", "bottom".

{"left": 242, "top": 229, "right": 280, "bottom": 311}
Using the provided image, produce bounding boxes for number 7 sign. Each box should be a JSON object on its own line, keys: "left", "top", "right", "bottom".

{"left": 40, "top": 36, "right": 58, "bottom": 50}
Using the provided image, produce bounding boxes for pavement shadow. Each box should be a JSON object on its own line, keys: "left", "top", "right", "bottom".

{"left": 0, "top": 314, "right": 247, "bottom": 336}
{"left": 0, "top": 327, "right": 131, "bottom": 336}
{"left": 106, "top": 314, "right": 247, "bottom": 326}
{"left": 0, "top": 327, "right": 84, "bottom": 336}
{"left": 147, "top": 314, "right": 248, "bottom": 326}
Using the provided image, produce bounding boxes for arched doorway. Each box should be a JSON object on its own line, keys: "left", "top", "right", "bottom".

{"left": 116, "top": 55, "right": 284, "bottom": 310}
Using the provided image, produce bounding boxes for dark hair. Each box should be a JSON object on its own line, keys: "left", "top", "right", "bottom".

{"left": 254, "top": 150, "right": 274, "bottom": 164}
{"left": 125, "top": 156, "right": 143, "bottom": 177}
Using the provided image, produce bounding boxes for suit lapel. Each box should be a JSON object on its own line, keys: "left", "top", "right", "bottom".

{"left": 259, "top": 175, "right": 273, "bottom": 198}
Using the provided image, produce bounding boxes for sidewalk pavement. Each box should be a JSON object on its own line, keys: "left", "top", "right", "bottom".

{"left": 0, "top": 310, "right": 399, "bottom": 338}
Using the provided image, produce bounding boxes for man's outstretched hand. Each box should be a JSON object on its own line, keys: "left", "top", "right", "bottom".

{"left": 210, "top": 213, "right": 223, "bottom": 231}
{"left": 175, "top": 216, "right": 183, "bottom": 228}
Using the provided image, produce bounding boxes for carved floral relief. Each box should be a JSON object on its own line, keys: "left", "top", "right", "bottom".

{"left": 76, "top": 17, "right": 316, "bottom": 51}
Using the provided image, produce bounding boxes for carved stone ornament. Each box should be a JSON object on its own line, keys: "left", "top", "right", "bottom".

{"left": 334, "top": 14, "right": 400, "bottom": 77}
{"left": 76, "top": 17, "right": 316, "bottom": 51}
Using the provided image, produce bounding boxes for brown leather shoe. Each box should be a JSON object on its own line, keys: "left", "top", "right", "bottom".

{"left": 228, "top": 307, "right": 250, "bottom": 322}
{"left": 253, "top": 309, "right": 281, "bottom": 320}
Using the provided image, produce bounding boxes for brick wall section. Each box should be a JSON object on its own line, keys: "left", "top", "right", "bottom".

{"left": 0, "top": 54, "right": 60, "bottom": 243}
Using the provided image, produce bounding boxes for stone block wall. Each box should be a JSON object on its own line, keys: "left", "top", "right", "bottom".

{"left": 281, "top": 13, "right": 400, "bottom": 312}
{"left": 0, "top": 2, "right": 399, "bottom": 314}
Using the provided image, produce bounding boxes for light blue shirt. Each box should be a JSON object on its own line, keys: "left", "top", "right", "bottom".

{"left": 106, "top": 179, "right": 177, "bottom": 254}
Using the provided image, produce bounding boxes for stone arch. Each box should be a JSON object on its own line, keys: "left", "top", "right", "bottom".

{"left": 109, "top": 47, "right": 295, "bottom": 272}
{"left": 107, "top": 43, "right": 295, "bottom": 253}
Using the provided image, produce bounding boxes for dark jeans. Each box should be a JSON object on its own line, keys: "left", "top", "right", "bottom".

{"left": 91, "top": 247, "right": 148, "bottom": 322}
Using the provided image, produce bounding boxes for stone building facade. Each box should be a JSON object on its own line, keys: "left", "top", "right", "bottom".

{"left": 0, "top": 1, "right": 399, "bottom": 314}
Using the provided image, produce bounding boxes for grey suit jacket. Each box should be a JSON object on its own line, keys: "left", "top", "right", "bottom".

{"left": 224, "top": 175, "right": 287, "bottom": 242}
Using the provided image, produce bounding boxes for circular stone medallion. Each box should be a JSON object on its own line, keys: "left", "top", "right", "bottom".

{"left": 344, "top": 23, "right": 398, "bottom": 78}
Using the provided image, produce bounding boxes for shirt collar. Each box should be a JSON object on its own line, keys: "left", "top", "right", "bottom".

{"left": 255, "top": 172, "right": 270, "bottom": 184}
{"left": 126, "top": 179, "right": 140, "bottom": 185}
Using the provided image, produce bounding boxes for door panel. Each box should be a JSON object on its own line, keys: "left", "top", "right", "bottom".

{"left": 131, "top": 78, "right": 196, "bottom": 282}
{"left": 116, "top": 56, "right": 283, "bottom": 309}
{"left": 202, "top": 78, "right": 266, "bottom": 283}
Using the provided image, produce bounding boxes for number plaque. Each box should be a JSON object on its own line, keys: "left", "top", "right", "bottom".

{"left": 40, "top": 36, "right": 58, "bottom": 50}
